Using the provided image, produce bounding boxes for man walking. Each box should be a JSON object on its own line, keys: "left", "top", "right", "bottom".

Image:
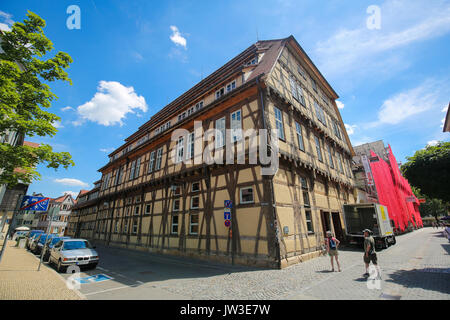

{"left": 363, "top": 229, "right": 380, "bottom": 278}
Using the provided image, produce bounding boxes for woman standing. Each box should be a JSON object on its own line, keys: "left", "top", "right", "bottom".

{"left": 326, "top": 231, "right": 341, "bottom": 272}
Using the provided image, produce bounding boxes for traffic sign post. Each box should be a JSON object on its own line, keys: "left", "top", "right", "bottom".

{"left": 224, "top": 200, "right": 234, "bottom": 265}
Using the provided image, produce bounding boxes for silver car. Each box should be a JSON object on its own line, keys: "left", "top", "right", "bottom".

{"left": 48, "top": 238, "right": 99, "bottom": 272}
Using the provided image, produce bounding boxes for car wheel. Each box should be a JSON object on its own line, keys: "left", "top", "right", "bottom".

{"left": 383, "top": 238, "right": 389, "bottom": 249}
{"left": 391, "top": 236, "right": 396, "bottom": 245}
{"left": 57, "top": 259, "right": 64, "bottom": 273}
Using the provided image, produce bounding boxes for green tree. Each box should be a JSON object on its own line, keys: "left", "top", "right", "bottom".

{"left": 411, "top": 187, "right": 448, "bottom": 220}
{"left": 401, "top": 141, "right": 450, "bottom": 202}
{"left": 0, "top": 11, "right": 74, "bottom": 186}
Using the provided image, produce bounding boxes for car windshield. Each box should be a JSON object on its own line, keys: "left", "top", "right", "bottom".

{"left": 62, "top": 241, "right": 91, "bottom": 250}
{"left": 38, "top": 235, "right": 51, "bottom": 244}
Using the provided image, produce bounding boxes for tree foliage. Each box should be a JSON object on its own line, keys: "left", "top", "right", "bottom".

{"left": 411, "top": 187, "right": 448, "bottom": 219}
{"left": 0, "top": 11, "right": 74, "bottom": 186}
{"left": 401, "top": 141, "right": 450, "bottom": 202}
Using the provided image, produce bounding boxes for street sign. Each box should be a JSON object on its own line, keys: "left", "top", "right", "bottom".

{"left": 224, "top": 220, "right": 231, "bottom": 228}
{"left": 224, "top": 200, "right": 232, "bottom": 209}
{"left": 19, "top": 196, "right": 50, "bottom": 212}
{"left": 224, "top": 211, "right": 231, "bottom": 220}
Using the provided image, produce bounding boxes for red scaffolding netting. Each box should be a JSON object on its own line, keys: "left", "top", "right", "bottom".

{"left": 368, "top": 146, "right": 423, "bottom": 232}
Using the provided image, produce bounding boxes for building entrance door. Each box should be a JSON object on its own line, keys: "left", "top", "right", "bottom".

{"left": 320, "top": 211, "right": 331, "bottom": 238}
{"left": 332, "top": 212, "right": 344, "bottom": 241}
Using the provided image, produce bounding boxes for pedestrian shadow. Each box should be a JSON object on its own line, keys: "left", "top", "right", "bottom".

{"left": 316, "top": 270, "right": 334, "bottom": 273}
{"left": 384, "top": 268, "right": 450, "bottom": 295}
{"left": 353, "top": 276, "right": 367, "bottom": 282}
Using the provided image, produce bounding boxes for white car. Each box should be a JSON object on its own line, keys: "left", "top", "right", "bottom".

{"left": 48, "top": 238, "right": 99, "bottom": 272}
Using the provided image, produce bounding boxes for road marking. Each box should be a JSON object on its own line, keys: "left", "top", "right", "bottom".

{"left": 84, "top": 284, "right": 140, "bottom": 296}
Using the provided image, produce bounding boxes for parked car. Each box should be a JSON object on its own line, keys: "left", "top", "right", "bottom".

{"left": 35, "top": 234, "right": 58, "bottom": 255}
{"left": 30, "top": 233, "right": 51, "bottom": 254}
{"left": 26, "top": 230, "right": 44, "bottom": 250}
{"left": 49, "top": 239, "right": 99, "bottom": 272}
{"left": 42, "top": 236, "right": 71, "bottom": 262}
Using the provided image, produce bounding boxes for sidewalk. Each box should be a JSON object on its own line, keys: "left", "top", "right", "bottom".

{"left": 0, "top": 241, "right": 85, "bottom": 300}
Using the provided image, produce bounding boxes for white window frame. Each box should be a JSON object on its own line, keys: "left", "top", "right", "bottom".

{"left": 274, "top": 106, "right": 285, "bottom": 140}
{"left": 226, "top": 80, "right": 236, "bottom": 93}
{"left": 215, "top": 87, "right": 225, "bottom": 100}
{"left": 240, "top": 186, "right": 254, "bottom": 204}
{"left": 215, "top": 117, "right": 226, "bottom": 149}
{"left": 155, "top": 147, "right": 163, "bottom": 170}
{"left": 186, "top": 132, "right": 194, "bottom": 160}
{"left": 315, "top": 136, "right": 323, "bottom": 162}
{"left": 148, "top": 151, "right": 155, "bottom": 173}
{"left": 173, "top": 199, "right": 180, "bottom": 212}
{"left": 171, "top": 215, "right": 179, "bottom": 234}
{"left": 190, "top": 195, "right": 200, "bottom": 209}
{"left": 290, "top": 77, "right": 298, "bottom": 100}
{"left": 189, "top": 213, "right": 199, "bottom": 235}
{"left": 295, "top": 122, "right": 305, "bottom": 151}
{"left": 176, "top": 136, "right": 184, "bottom": 163}
{"left": 230, "top": 110, "right": 242, "bottom": 142}
{"left": 191, "top": 182, "right": 200, "bottom": 192}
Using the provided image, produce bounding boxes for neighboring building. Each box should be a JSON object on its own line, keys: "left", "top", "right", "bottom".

{"left": 443, "top": 102, "right": 450, "bottom": 132}
{"left": 353, "top": 141, "right": 423, "bottom": 233}
{"left": 69, "top": 36, "right": 356, "bottom": 268}
{"left": 36, "top": 194, "right": 74, "bottom": 236}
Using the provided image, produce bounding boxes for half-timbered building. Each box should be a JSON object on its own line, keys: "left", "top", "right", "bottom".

{"left": 67, "top": 36, "right": 356, "bottom": 268}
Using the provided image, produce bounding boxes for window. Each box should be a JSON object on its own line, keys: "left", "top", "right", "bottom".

{"left": 226, "top": 81, "right": 236, "bottom": 93}
{"left": 114, "top": 167, "right": 121, "bottom": 186}
{"left": 102, "top": 172, "right": 111, "bottom": 190}
{"left": 305, "top": 210, "right": 314, "bottom": 233}
{"left": 290, "top": 77, "right": 298, "bottom": 100}
{"left": 132, "top": 220, "right": 138, "bottom": 234}
{"left": 135, "top": 158, "right": 141, "bottom": 178}
{"left": 186, "top": 132, "right": 194, "bottom": 160}
{"left": 297, "top": 85, "right": 306, "bottom": 106}
{"left": 315, "top": 136, "right": 323, "bottom": 162}
{"left": 311, "top": 78, "right": 317, "bottom": 92}
{"left": 172, "top": 185, "right": 181, "bottom": 195}
{"left": 240, "top": 187, "right": 254, "bottom": 204}
{"left": 333, "top": 121, "right": 342, "bottom": 139}
{"left": 295, "top": 122, "right": 305, "bottom": 151}
{"left": 191, "top": 182, "right": 200, "bottom": 192}
{"left": 145, "top": 204, "right": 151, "bottom": 215}
{"left": 129, "top": 160, "right": 136, "bottom": 180}
{"left": 297, "top": 64, "right": 306, "bottom": 79}
{"left": 134, "top": 206, "right": 140, "bottom": 215}
{"left": 148, "top": 151, "right": 155, "bottom": 173}
{"left": 191, "top": 195, "right": 200, "bottom": 209}
{"left": 176, "top": 136, "right": 184, "bottom": 163}
{"left": 216, "top": 87, "right": 225, "bottom": 100}
{"left": 135, "top": 195, "right": 141, "bottom": 203}
{"left": 338, "top": 153, "right": 344, "bottom": 173}
{"left": 274, "top": 107, "right": 285, "bottom": 140}
{"left": 215, "top": 117, "right": 226, "bottom": 148}
{"left": 314, "top": 102, "right": 326, "bottom": 125}
{"left": 230, "top": 110, "right": 242, "bottom": 142}
{"left": 189, "top": 213, "right": 199, "bottom": 234}
{"left": 173, "top": 199, "right": 180, "bottom": 211}
{"left": 171, "top": 215, "right": 179, "bottom": 234}
{"left": 155, "top": 147, "right": 163, "bottom": 170}
{"left": 195, "top": 101, "right": 203, "bottom": 111}
{"left": 327, "top": 144, "right": 334, "bottom": 169}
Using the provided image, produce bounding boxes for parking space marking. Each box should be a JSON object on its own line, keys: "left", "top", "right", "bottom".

{"left": 83, "top": 283, "right": 140, "bottom": 296}
{"left": 72, "top": 274, "right": 114, "bottom": 284}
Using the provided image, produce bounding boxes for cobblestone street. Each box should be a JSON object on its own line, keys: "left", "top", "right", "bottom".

{"left": 55, "top": 226, "right": 449, "bottom": 300}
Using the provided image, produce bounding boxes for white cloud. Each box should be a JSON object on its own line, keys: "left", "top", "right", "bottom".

{"left": 336, "top": 101, "right": 344, "bottom": 109}
{"left": 61, "top": 106, "right": 74, "bottom": 112}
{"left": 99, "top": 147, "right": 115, "bottom": 153}
{"left": 169, "top": 25, "right": 187, "bottom": 49}
{"left": 426, "top": 140, "right": 439, "bottom": 146}
{"left": 0, "top": 23, "right": 11, "bottom": 32}
{"left": 62, "top": 191, "right": 78, "bottom": 198}
{"left": 315, "top": 1, "right": 450, "bottom": 77}
{"left": 54, "top": 178, "right": 89, "bottom": 188}
{"left": 52, "top": 120, "right": 64, "bottom": 129}
{"left": 75, "top": 81, "right": 147, "bottom": 126}
{"left": 344, "top": 124, "right": 357, "bottom": 135}
{"left": 370, "top": 79, "right": 442, "bottom": 127}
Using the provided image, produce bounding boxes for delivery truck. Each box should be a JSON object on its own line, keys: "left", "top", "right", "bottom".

{"left": 343, "top": 203, "right": 396, "bottom": 250}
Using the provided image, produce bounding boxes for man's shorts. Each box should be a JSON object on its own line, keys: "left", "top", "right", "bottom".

{"left": 328, "top": 249, "right": 338, "bottom": 257}
{"left": 364, "top": 253, "right": 377, "bottom": 264}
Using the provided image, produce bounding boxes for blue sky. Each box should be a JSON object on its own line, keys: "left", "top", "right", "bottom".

{"left": 1, "top": 0, "right": 449, "bottom": 198}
